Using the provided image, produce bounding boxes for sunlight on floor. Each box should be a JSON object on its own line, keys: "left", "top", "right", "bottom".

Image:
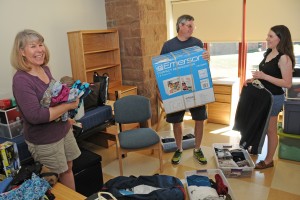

{"left": 183, "top": 115, "right": 192, "bottom": 120}
{"left": 209, "top": 126, "right": 232, "bottom": 134}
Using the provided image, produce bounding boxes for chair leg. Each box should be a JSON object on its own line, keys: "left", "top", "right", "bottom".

{"left": 118, "top": 151, "right": 123, "bottom": 176}
{"left": 115, "top": 143, "right": 119, "bottom": 159}
{"left": 116, "top": 136, "right": 123, "bottom": 175}
{"left": 114, "top": 135, "right": 119, "bottom": 159}
{"left": 158, "top": 143, "right": 163, "bottom": 173}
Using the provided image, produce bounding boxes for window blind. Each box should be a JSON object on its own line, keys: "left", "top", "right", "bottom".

{"left": 171, "top": 0, "right": 300, "bottom": 42}
{"left": 172, "top": 0, "right": 243, "bottom": 42}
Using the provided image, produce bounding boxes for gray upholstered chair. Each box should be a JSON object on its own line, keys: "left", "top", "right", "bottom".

{"left": 113, "top": 95, "right": 163, "bottom": 175}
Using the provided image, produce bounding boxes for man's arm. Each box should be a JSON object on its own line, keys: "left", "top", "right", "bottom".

{"left": 202, "top": 50, "right": 210, "bottom": 61}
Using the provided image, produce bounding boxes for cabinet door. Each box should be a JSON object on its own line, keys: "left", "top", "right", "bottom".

{"left": 214, "top": 85, "right": 232, "bottom": 94}
{"left": 214, "top": 94, "right": 231, "bottom": 103}
{"left": 207, "top": 102, "right": 231, "bottom": 124}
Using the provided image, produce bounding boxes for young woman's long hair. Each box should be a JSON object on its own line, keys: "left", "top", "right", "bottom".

{"left": 271, "top": 25, "right": 295, "bottom": 68}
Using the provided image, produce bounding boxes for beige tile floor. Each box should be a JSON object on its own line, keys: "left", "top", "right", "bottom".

{"left": 79, "top": 118, "right": 300, "bottom": 200}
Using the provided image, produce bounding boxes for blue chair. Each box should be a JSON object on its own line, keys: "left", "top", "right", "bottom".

{"left": 114, "top": 95, "right": 163, "bottom": 175}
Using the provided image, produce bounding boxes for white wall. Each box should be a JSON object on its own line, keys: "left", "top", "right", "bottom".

{"left": 164, "top": 0, "right": 174, "bottom": 40}
{"left": 0, "top": 0, "right": 107, "bottom": 98}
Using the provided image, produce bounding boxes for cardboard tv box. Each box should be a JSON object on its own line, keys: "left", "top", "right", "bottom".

{"left": 0, "top": 141, "right": 21, "bottom": 180}
{"left": 152, "top": 46, "right": 215, "bottom": 114}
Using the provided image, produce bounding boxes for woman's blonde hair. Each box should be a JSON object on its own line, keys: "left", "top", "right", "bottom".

{"left": 10, "top": 29, "right": 50, "bottom": 71}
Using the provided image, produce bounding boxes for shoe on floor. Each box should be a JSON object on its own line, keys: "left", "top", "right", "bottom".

{"left": 255, "top": 160, "right": 274, "bottom": 169}
{"left": 171, "top": 149, "right": 182, "bottom": 164}
{"left": 194, "top": 148, "right": 207, "bottom": 164}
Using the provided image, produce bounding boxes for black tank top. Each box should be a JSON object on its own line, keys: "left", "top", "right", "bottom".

{"left": 259, "top": 50, "right": 284, "bottom": 95}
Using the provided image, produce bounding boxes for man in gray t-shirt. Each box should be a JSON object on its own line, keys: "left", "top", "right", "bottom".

{"left": 159, "top": 14, "right": 210, "bottom": 165}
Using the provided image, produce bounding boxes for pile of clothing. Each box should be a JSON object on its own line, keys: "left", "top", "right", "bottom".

{"left": 187, "top": 174, "right": 232, "bottom": 200}
{"left": 214, "top": 148, "right": 251, "bottom": 168}
{"left": 0, "top": 162, "right": 57, "bottom": 200}
{"left": 40, "top": 77, "right": 91, "bottom": 121}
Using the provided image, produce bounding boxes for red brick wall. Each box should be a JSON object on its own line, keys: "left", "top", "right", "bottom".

{"left": 105, "top": 0, "right": 167, "bottom": 124}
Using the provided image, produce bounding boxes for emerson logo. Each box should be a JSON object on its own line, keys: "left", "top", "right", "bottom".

{"left": 156, "top": 54, "right": 202, "bottom": 71}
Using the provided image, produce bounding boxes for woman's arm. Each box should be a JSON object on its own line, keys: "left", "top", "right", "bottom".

{"left": 48, "top": 98, "right": 79, "bottom": 121}
{"left": 13, "top": 75, "right": 79, "bottom": 124}
{"left": 243, "top": 78, "right": 254, "bottom": 86}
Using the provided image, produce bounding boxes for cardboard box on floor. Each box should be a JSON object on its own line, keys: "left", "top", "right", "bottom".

{"left": 152, "top": 46, "right": 215, "bottom": 114}
{"left": 0, "top": 141, "right": 21, "bottom": 180}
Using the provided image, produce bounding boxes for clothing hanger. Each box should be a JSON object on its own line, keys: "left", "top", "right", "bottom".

{"left": 252, "top": 79, "right": 265, "bottom": 89}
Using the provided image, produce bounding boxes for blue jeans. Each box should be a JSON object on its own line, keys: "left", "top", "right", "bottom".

{"left": 270, "top": 94, "right": 284, "bottom": 116}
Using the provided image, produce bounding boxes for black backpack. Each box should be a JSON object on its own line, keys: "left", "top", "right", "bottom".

{"left": 100, "top": 174, "right": 185, "bottom": 200}
{"left": 10, "top": 161, "right": 58, "bottom": 188}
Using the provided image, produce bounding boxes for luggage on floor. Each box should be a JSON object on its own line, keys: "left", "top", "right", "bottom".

{"left": 100, "top": 174, "right": 185, "bottom": 200}
{"left": 86, "top": 191, "right": 117, "bottom": 200}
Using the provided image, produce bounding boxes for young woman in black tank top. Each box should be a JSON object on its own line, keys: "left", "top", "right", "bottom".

{"left": 244, "top": 25, "right": 295, "bottom": 169}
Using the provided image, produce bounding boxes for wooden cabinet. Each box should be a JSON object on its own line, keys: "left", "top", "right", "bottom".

{"left": 67, "top": 29, "right": 136, "bottom": 99}
{"left": 207, "top": 78, "right": 239, "bottom": 125}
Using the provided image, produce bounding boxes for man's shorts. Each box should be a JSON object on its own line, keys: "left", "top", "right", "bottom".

{"left": 166, "top": 105, "right": 207, "bottom": 123}
{"left": 26, "top": 128, "right": 81, "bottom": 174}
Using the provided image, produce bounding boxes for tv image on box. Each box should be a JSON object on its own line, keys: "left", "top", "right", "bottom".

{"left": 163, "top": 75, "right": 194, "bottom": 95}
{"left": 163, "top": 77, "right": 181, "bottom": 96}
{"left": 181, "top": 75, "right": 194, "bottom": 91}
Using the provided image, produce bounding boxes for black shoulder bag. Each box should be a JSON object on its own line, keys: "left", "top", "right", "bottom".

{"left": 93, "top": 72, "right": 109, "bottom": 105}
{"left": 83, "top": 72, "right": 109, "bottom": 111}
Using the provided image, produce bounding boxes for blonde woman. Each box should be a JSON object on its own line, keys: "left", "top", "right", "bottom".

{"left": 11, "top": 29, "right": 81, "bottom": 189}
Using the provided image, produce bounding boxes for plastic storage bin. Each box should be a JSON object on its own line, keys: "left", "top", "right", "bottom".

{"left": 185, "top": 169, "right": 236, "bottom": 200}
{"left": 213, "top": 143, "right": 255, "bottom": 178}
{"left": 278, "top": 129, "right": 300, "bottom": 162}
{"left": 159, "top": 128, "right": 195, "bottom": 152}
{"left": 283, "top": 100, "right": 300, "bottom": 135}
{"left": 286, "top": 77, "right": 300, "bottom": 100}
{"left": 0, "top": 107, "right": 23, "bottom": 139}
{"left": 0, "top": 99, "right": 11, "bottom": 110}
